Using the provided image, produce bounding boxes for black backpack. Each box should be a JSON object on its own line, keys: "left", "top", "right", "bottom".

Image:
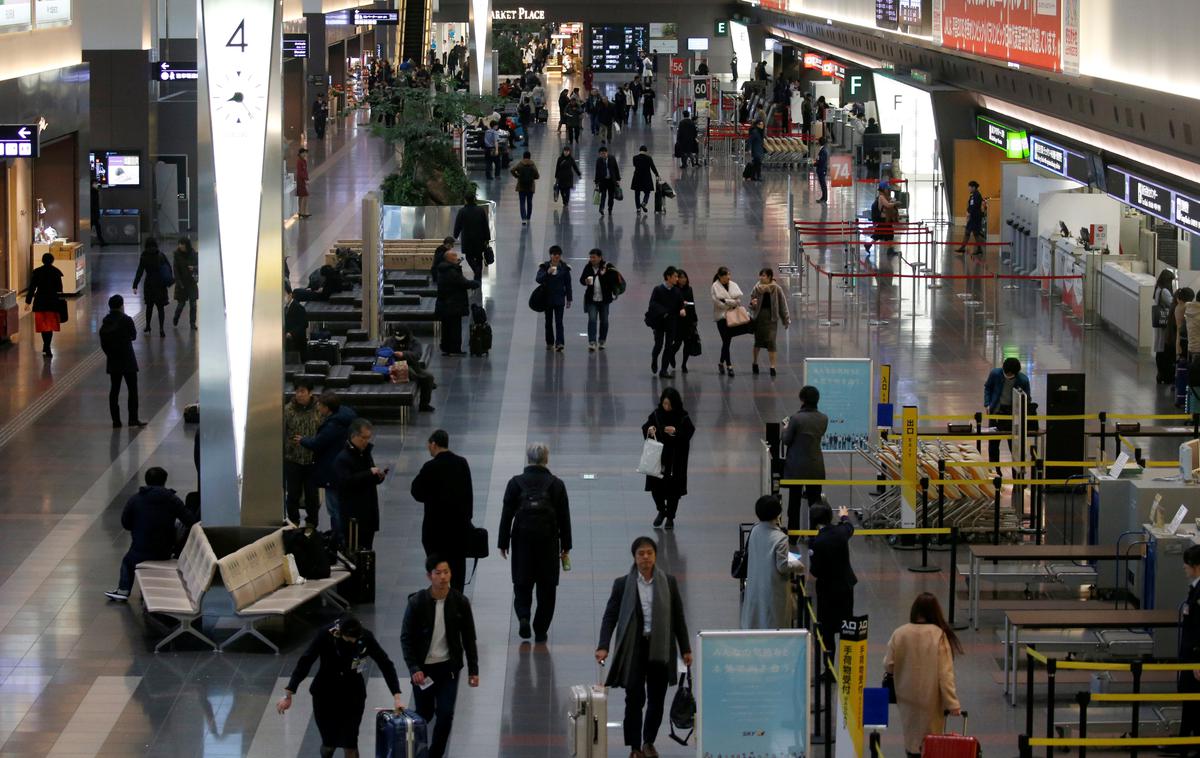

{"left": 869, "top": 199, "right": 883, "bottom": 223}
{"left": 513, "top": 479, "right": 557, "bottom": 540}
{"left": 283, "top": 528, "right": 332, "bottom": 580}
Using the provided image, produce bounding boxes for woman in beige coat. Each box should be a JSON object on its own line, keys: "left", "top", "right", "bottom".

{"left": 749, "top": 267, "right": 790, "bottom": 377}
{"left": 883, "top": 593, "right": 962, "bottom": 756}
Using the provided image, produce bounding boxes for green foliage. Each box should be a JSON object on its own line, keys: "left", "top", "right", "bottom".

{"left": 495, "top": 35, "right": 523, "bottom": 75}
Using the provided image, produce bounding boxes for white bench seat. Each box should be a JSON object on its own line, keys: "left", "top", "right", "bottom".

{"left": 134, "top": 523, "right": 219, "bottom": 652}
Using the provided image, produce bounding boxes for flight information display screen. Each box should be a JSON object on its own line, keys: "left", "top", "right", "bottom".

{"left": 589, "top": 24, "right": 650, "bottom": 72}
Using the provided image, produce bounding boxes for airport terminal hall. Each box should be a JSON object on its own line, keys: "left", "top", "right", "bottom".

{"left": 3, "top": 0, "right": 1200, "bottom": 756}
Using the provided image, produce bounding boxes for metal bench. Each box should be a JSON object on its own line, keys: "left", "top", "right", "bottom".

{"left": 134, "top": 523, "right": 220, "bottom": 652}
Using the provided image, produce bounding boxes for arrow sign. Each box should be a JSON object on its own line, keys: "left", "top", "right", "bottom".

{"left": 0, "top": 124, "right": 39, "bottom": 157}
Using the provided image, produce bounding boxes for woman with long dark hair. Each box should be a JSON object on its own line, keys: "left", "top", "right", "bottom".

{"left": 749, "top": 267, "right": 790, "bottom": 377}
{"left": 711, "top": 266, "right": 748, "bottom": 376}
{"left": 132, "top": 238, "right": 170, "bottom": 337}
{"left": 884, "top": 593, "right": 963, "bottom": 757}
{"left": 172, "top": 238, "right": 199, "bottom": 329}
{"left": 1153, "top": 269, "right": 1177, "bottom": 383}
{"left": 24, "top": 252, "right": 63, "bottom": 356}
{"left": 641, "top": 387, "right": 695, "bottom": 530}
{"left": 674, "top": 269, "right": 699, "bottom": 373}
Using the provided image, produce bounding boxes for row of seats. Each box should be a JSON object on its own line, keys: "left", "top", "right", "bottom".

{"left": 135, "top": 524, "right": 352, "bottom": 653}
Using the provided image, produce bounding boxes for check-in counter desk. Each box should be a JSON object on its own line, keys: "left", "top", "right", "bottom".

{"left": 1088, "top": 468, "right": 1200, "bottom": 547}
{"left": 1138, "top": 523, "right": 1198, "bottom": 654}
{"left": 1099, "top": 261, "right": 1155, "bottom": 351}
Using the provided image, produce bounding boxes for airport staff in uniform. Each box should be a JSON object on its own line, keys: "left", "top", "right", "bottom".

{"left": 278, "top": 615, "right": 404, "bottom": 758}
{"left": 1180, "top": 545, "right": 1200, "bottom": 746}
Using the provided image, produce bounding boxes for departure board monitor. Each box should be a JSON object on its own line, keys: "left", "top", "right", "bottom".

{"left": 589, "top": 24, "right": 650, "bottom": 72}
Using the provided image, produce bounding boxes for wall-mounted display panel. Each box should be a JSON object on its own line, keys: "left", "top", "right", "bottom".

{"left": 34, "top": 0, "right": 67, "bottom": 26}
{"left": 588, "top": 24, "right": 649, "bottom": 72}
{"left": 0, "top": 0, "right": 31, "bottom": 32}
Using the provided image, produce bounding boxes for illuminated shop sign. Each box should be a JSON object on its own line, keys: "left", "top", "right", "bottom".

{"left": 0, "top": 124, "right": 39, "bottom": 157}
{"left": 975, "top": 114, "right": 1028, "bottom": 159}
{"left": 1028, "top": 135, "right": 1093, "bottom": 185}
{"left": 283, "top": 33, "right": 309, "bottom": 58}
{"left": 353, "top": 9, "right": 398, "bottom": 24}
{"left": 803, "top": 52, "right": 822, "bottom": 69}
{"left": 1175, "top": 193, "right": 1200, "bottom": 236}
{"left": 492, "top": 7, "right": 545, "bottom": 20}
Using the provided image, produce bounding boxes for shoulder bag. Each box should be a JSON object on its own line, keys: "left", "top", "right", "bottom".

{"left": 725, "top": 305, "right": 751, "bottom": 327}
{"left": 463, "top": 524, "right": 489, "bottom": 585}
{"left": 637, "top": 423, "right": 664, "bottom": 478}
{"left": 668, "top": 668, "right": 696, "bottom": 745}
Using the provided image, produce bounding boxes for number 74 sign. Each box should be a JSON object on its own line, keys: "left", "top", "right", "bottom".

{"left": 829, "top": 153, "right": 853, "bottom": 187}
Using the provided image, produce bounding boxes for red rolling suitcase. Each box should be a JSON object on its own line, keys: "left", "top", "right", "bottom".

{"left": 922, "top": 711, "right": 979, "bottom": 758}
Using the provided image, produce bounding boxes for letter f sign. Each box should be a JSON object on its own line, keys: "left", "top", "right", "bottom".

{"left": 849, "top": 75, "right": 862, "bottom": 95}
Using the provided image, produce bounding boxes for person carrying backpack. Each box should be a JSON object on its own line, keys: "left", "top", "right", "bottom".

{"left": 497, "top": 442, "right": 573, "bottom": 643}
{"left": 510, "top": 150, "right": 540, "bottom": 225}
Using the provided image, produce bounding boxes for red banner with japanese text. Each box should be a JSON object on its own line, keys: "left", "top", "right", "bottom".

{"left": 940, "top": 0, "right": 1063, "bottom": 73}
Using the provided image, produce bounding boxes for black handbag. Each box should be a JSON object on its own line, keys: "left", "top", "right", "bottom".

{"left": 882, "top": 672, "right": 897, "bottom": 704}
{"left": 668, "top": 669, "right": 696, "bottom": 745}
{"left": 56, "top": 299, "right": 69, "bottom": 323}
{"left": 484, "top": 246, "right": 495, "bottom": 266}
{"left": 464, "top": 525, "right": 489, "bottom": 585}
{"left": 685, "top": 333, "right": 702, "bottom": 357}
{"left": 730, "top": 547, "right": 747, "bottom": 580}
{"left": 528, "top": 284, "right": 548, "bottom": 313}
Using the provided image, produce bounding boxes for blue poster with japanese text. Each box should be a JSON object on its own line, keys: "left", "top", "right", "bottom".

{"left": 696, "top": 630, "right": 811, "bottom": 758}
{"left": 803, "top": 358, "right": 873, "bottom": 451}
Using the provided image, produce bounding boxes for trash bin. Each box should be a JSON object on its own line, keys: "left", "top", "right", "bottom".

{"left": 0, "top": 289, "right": 18, "bottom": 342}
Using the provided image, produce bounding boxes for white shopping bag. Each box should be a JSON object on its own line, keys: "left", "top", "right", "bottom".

{"left": 637, "top": 438, "right": 665, "bottom": 478}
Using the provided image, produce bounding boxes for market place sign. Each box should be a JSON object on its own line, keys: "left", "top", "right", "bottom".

{"left": 492, "top": 7, "right": 545, "bottom": 20}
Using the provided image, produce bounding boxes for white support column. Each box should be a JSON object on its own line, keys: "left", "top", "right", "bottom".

{"left": 198, "top": 0, "right": 285, "bottom": 525}
{"left": 468, "top": 0, "right": 493, "bottom": 95}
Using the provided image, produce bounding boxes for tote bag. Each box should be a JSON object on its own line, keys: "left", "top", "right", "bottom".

{"left": 725, "top": 305, "right": 751, "bottom": 327}
{"left": 637, "top": 437, "right": 664, "bottom": 478}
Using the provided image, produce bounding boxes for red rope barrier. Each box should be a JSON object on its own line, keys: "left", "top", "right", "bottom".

{"left": 801, "top": 256, "right": 1078, "bottom": 282}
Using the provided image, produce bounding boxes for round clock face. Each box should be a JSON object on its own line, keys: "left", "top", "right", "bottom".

{"left": 211, "top": 70, "right": 266, "bottom": 129}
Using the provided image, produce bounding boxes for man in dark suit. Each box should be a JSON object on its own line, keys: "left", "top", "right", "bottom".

{"left": 497, "top": 443, "right": 572, "bottom": 642}
{"left": 410, "top": 430, "right": 474, "bottom": 592}
{"left": 594, "top": 146, "right": 620, "bottom": 216}
{"left": 284, "top": 289, "right": 309, "bottom": 361}
{"left": 1180, "top": 545, "right": 1200, "bottom": 747}
{"left": 595, "top": 536, "right": 692, "bottom": 758}
{"left": 99, "top": 294, "right": 145, "bottom": 428}
{"left": 808, "top": 503, "right": 856, "bottom": 667}
{"left": 782, "top": 386, "right": 829, "bottom": 541}
{"left": 452, "top": 191, "right": 491, "bottom": 282}
{"left": 434, "top": 249, "right": 480, "bottom": 356}
{"left": 647, "top": 266, "right": 685, "bottom": 378}
{"left": 333, "top": 418, "right": 387, "bottom": 549}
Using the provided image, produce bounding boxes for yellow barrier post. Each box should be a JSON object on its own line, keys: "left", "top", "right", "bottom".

{"left": 901, "top": 406, "right": 918, "bottom": 529}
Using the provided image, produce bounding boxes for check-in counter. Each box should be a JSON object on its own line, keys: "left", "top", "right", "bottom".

{"left": 1099, "top": 262, "right": 1155, "bottom": 351}
{"left": 1088, "top": 468, "right": 1200, "bottom": 547}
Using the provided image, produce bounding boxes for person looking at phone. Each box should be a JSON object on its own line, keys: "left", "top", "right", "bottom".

{"left": 334, "top": 418, "right": 387, "bottom": 549}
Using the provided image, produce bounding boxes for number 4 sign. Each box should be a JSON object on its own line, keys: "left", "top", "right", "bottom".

{"left": 829, "top": 154, "right": 853, "bottom": 187}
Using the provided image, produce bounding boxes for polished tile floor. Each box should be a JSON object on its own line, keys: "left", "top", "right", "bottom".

{"left": 0, "top": 78, "right": 1179, "bottom": 757}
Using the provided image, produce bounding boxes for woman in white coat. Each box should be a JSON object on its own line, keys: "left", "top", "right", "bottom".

{"left": 711, "top": 266, "right": 750, "bottom": 376}
{"left": 740, "top": 495, "right": 804, "bottom": 629}
{"left": 884, "top": 592, "right": 962, "bottom": 757}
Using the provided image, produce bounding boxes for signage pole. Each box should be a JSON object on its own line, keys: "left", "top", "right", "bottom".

{"left": 900, "top": 405, "right": 918, "bottom": 528}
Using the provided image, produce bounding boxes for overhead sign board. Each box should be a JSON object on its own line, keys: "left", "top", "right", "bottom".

{"left": 875, "top": 0, "right": 899, "bottom": 29}
{"left": 0, "top": 124, "right": 40, "bottom": 157}
{"left": 491, "top": 7, "right": 545, "bottom": 20}
{"left": 1028, "top": 135, "right": 1094, "bottom": 186}
{"left": 713, "top": 19, "right": 728, "bottom": 36}
{"left": 842, "top": 67, "right": 875, "bottom": 102}
{"left": 152, "top": 60, "right": 198, "bottom": 82}
{"left": 1128, "top": 174, "right": 1172, "bottom": 222}
{"left": 353, "top": 9, "right": 398, "bottom": 24}
{"left": 1105, "top": 164, "right": 1200, "bottom": 234}
{"left": 283, "top": 33, "right": 309, "bottom": 58}
{"left": 804, "top": 52, "right": 823, "bottom": 69}
{"left": 940, "top": 0, "right": 1065, "bottom": 73}
{"left": 1175, "top": 193, "right": 1200, "bottom": 236}
{"left": 975, "top": 115, "right": 1028, "bottom": 159}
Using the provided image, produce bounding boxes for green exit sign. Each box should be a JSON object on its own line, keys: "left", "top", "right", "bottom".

{"left": 714, "top": 19, "right": 728, "bottom": 37}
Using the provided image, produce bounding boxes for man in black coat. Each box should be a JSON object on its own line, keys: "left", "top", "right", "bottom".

{"left": 400, "top": 555, "right": 481, "bottom": 758}
{"left": 284, "top": 289, "right": 309, "bottom": 361}
{"left": 105, "top": 467, "right": 196, "bottom": 601}
{"left": 334, "top": 418, "right": 388, "bottom": 549}
{"left": 99, "top": 294, "right": 145, "bottom": 428}
{"left": 674, "top": 111, "right": 699, "bottom": 168}
{"left": 434, "top": 249, "right": 479, "bottom": 357}
{"left": 410, "top": 430, "right": 474, "bottom": 591}
{"left": 453, "top": 192, "right": 491, "bottom": 282}
{"left": 497, "top": 442, "right": 572, "bottom": 642}
{"left": 299, "top": 392, "right": 357, "bottom": 546}
{"left": 808, "top": 503, "right": 857, "bottom": 666}
{"left": 1179, "top": 545, "right": 1200, "bottom": 744}
{"left": 647, "top": 266, "right": 685, "bottom": 378}
{"left": 594, "top": 146, "right": 620, "bottom": 216}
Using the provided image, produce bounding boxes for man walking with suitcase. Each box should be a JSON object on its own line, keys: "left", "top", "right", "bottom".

{"left": 410, "top": 430, "right": 474, "bottom": 592}
{"left": 596, "top": 536, "right": 692, "bottom": 758}
{"left": 400, "top": 556, "right": 480, "bottom": 758}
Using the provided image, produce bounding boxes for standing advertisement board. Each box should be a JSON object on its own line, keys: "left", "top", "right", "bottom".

{"left": 803, "top": 358, "right": 873, "bottom": 452}
{"left": 697, "top": 629, "right": 810, "bottom": 758}
{"left": 939, "top": 0, "right": 1063, "bottom": 73}
{"left": 834, "top": 616, "right": 869, "bottom": 758}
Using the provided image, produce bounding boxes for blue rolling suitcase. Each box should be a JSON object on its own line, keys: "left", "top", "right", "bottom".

{"left": 376, "top": 708, "right": 430, "bottom": 758}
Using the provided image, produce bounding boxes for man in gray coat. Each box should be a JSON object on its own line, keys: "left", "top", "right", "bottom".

{"left": 782, "top": 385, "right": 829, "bottom": 541}
{"left": 741, "top": 496, "right": 804, "bottom": 630}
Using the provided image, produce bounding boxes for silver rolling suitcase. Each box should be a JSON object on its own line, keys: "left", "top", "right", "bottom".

{"left": 568, "top": 665, "right": 607, "bottom": 757}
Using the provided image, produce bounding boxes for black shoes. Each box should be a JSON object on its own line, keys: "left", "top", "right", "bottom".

{"left": 752, "top": 363, "right": 760, "bottom": 375}
{"left": 104, "top": 589, "right": 130, "bottom": 602}
{"left": 718, "top": 363, "right": 726, "bottom": 375}
{"left": 518, "top": 618, "right": 532, "bottom": 640}
{"left": 534, "top": 633, "right": 548, "bottom": 643}
{"left": 112, "top": 421, "right": 122, "bottom": 428}
{"left": 664, "top": 518, "right": 674, "bottom": 530}
{"left": 653, "top": 512, "right": 666, "bottom": 528}
{"left": 658, "top": 370, "right": 674, "bottom": 378}
{"left": 129, "top": 419, "right": 148, "bottom": 427}
{"left": 418, "top": 405, "right": 435, "bottom": 413}
{"left": 770, "top": 367, "right": 777, "bottom": 377}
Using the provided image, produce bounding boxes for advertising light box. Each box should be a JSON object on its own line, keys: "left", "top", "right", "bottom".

{"left": 0, "top": 0, "right": 32, "bottom": 32}
{"left": 1175, "top": 193, "right": 1200, "bottom": 236}
{"left": 940, "top": 0, "right": 1063, "bottom": 72}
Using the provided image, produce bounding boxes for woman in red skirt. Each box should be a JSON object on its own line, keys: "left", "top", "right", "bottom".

{"left": 296, "top": 147, "right": 310, "bottom": 218}
{"left": 25, "top": 252, "right": 64, "bottom": 356}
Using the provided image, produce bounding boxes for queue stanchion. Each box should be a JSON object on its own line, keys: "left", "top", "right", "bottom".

{"left": 1024, "top": 645, "right": 1037, "bottom": 735}
{"left": 993, "top": 475, "right": 1002, "bottom": 545}
{"left": 910, "top": 478, "right": 939, "bottom": 573}
{"left": 937, "top": 458, "right": 947, "bottom": 543}
{"left": 1044, "top": 658, "right": 1057, "bottom": 758}
{"left": 1098, "top": 411, "right": 1108, "bottom": 459}
{"left": 949, "top": 526, "right": 964, "bottom": 629}
{"left": 823, "top": 667, "right": 834, "bottom": 758}
{"left": 1033, "top": 457, "right": 1045, "bottom": 545}
{"left": 1129, "top": 661, "right": 1142, "bottom": 758}
{"left": 821, "top": 269, "right": 839, "bottom": 327}
{"left": 1077, "top": 692, "right": 1090, "bottom": 758}
{"left": 974, "top": 412, "right": 983, "bottom": 455}
{"left": 1018, "top": 734, "right": 1033, "bottom": 758}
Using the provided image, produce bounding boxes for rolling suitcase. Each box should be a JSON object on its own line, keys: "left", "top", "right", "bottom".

{"left": 922, "top": 711, "right": 980, "bottom": 758}
{"left": 345, "top": 519, "right": 376, "bottom": 604}
{"left": 654, "top": 185, "right": 665, "bottom": 214}
{"left": 375, "top": 708, "right": 430, "bottom": 758}
{"left": 469, "top": 306, "right": 492, "bottom": 356}
{"left": 308, "top": 339, "right": 341, "bottom": 365}
{"left": 567, "top": 665, "right": 607, "bottom": 758}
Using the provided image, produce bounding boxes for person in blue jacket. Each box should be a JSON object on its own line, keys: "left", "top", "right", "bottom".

{"left": 983, "top": 357, "right": 1031, "bottom": 468}
{"left": 535, "top": 245, "right": 573, "bottom": 352}
{"left": 298, "top": 390, "right": 357, "bottom": 545}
